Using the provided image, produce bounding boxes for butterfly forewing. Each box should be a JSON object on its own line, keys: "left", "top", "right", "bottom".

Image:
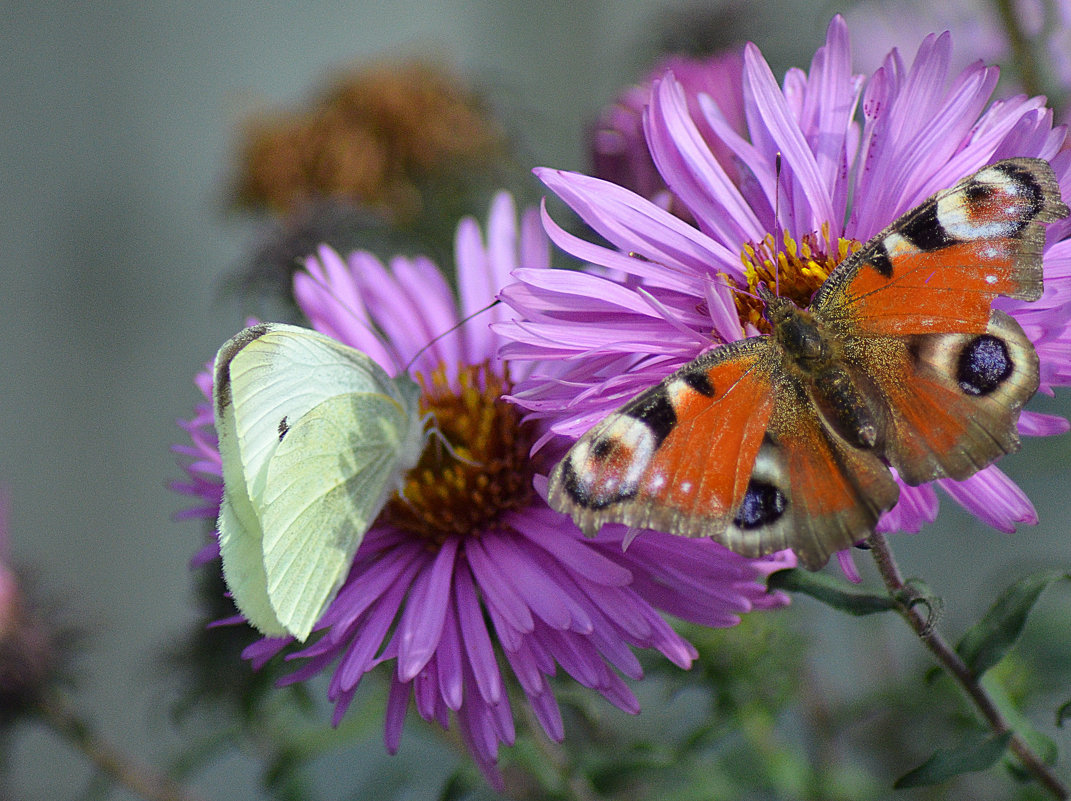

{"left": 549, "top": 339, "right": 775, "bottom": 539}
{"left": 814, "top": 158, "right": 1068, "bottom": 336}
{"left": 219, "top": 324, "right": 410, "bottom": 504}
{"left": 213, "top": 323, "right": 424, "bottom": 639}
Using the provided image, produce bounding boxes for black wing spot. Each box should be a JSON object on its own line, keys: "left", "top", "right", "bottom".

{"left": 899, "top": 198, "right": 954, "bottom": 251}
{"left": 214, "top": 323, "right": 272, "bottom": 415}
{"left": 278, "top": 416, "right": 290, "bottom": 441}
{"left": 964, "top": 178, "right": 996, "bottom": 207}
{"left": 682, "top": 370, "right": 716, "bottom": 397}
{"left": 994, "top": 161, "right": 1044, "bottom": 217}
{"left": 623, "top": 388, "right": 677, "bottom": 446}
{"left": 591, "top": 437, "right": 615, "bottom": 460}
{"left": 732, "top": 480, "right": 788, "bottom": 530}
{"left": 867, "top": 240, "right": 894, "bottom": 278}
{"left": 957, "top": 334, "right": 1013, "bottom": 396}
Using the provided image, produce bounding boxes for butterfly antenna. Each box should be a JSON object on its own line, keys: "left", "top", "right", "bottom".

{"left": 773, "top": 152, "right": 783, "bottom": 298}
{"left": 425, "top": 422, "right": 482, "bottom": 467}
{"left": 403, "top": 299, "right": 502, "bottom": 374}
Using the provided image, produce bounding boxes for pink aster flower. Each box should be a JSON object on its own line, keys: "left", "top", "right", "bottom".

{"left": 173, "top": 192, "right": 793, "bottom": 787}
{"left": 498, "top": 16, "right": 1071, "bottom": 577}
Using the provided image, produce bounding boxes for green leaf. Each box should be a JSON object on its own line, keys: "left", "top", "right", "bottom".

{"left": 956, "top": 570, "right": 1069, "bottom": 678}
{"left": 767, "top": 569, "right": 897, "bottom": 616}
{"left": 893, "top": 730, "right": 1013, "bottom": 789}
{"left": 980, "top": 672, "right": 1058, "bottom": 774}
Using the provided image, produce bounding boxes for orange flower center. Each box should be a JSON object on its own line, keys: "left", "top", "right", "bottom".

{"left": 381, "top": 362, "right": 537, "bottom": 546}
{"left": 732, "top": 224, "right": 861, "bottom": 333}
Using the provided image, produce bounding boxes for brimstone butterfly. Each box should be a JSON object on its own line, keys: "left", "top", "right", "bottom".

{"left": 213, "top": 322, "right": 427, "bottom": 641}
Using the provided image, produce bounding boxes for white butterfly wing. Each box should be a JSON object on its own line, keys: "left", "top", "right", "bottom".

{"left": 260, "top": 390, "right": 420, "bottom": 641}
{"left": 215, "top": 369, "right": 286, "bottom": 636}
{"left": 213, "top": 323, "right": 424, "bottom": 639}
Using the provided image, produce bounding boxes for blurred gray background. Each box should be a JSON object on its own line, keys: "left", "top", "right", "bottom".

{"left": 2, "top": 1, "right": 1068, "bottom": 799}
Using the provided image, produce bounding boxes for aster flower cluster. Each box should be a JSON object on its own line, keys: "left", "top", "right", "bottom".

{"left": 233, "top": 58, "right": 504, "bottom": 220}
{"left": 172, "top": 13, "right": 1071, "bottom": 796}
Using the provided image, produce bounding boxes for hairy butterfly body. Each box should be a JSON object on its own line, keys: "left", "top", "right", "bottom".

{"left": 213, "top": 323, "right": 426, "bottom": 640}
{"left": 549, "top": 158, "right": 1068, "bottom": 569}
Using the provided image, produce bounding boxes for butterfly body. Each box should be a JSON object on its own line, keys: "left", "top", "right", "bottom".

{"left": 549, "top": 158, "right": 1067, "bottom": 569}
{"left": 213, "top": 323, "right": 426, "bottom": 640}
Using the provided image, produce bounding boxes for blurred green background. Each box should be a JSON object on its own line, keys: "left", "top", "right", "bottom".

{"left": 2, "top": 1, "right": 1068, "bottom": 799}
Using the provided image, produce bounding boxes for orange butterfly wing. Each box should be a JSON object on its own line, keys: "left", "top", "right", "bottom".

{"left": 813, "top": 158, "right": 1065, "bottom": 335}
{"left": 549, "top": 158, "right": 1067, "bottom": 570}
{"left": 840, "top": 311, "right": 1041, "bottom": 485}
{"left": 548, "top": 338, "right": 901, "bottom": 569}
{"left": 548, "top": 339, "right": 775, "bottom": 540}
{"left": 729, "top": 396, "right": 898, "bottom": 569}
{"left": 813, "top": 158, "right": 1065, "bottom": 486}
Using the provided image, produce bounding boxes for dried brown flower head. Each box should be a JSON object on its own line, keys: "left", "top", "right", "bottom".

{"left": 233, "top": 59, "right": 504, "bottom": 221}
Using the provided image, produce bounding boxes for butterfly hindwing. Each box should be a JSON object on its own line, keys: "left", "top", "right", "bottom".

{"left": 845, "top": 309, "right": 1040, "bottom": 485}
{"left": 720, "top": 400, "right": 900, "bottom": 569}
{"left": 260, "top": 389, "right": 420, "bottom": 641}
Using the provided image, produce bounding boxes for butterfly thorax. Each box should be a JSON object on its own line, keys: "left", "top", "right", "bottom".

{"left": 760, "top": 286, "right": 880, "bottom": 451}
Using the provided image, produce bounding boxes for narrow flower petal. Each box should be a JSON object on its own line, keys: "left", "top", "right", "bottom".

{"left": 940, "top": 467, "right": 1037, "bottom": 531}
{"left": 454, "top": 563, "right": 503, "bottom": 705}
{"left": 397, "top": 537, "right": 458, "bottom": 681}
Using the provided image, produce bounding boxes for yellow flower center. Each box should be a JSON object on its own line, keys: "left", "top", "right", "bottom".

{"left": 381, "top": 362, "right": 537, "bottom": 546}
{"left": 732, "top": 223, "right": 861, "bottom": 334}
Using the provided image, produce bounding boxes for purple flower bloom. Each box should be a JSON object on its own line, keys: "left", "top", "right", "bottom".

{"left": 173, "top": 193, "right": 793, "bottom": 787}
{"left": 591, "top": 49, "right": 747, "bottom": 216}
{"left": 498, "top": 16, "right": 1071, "bottom": 574}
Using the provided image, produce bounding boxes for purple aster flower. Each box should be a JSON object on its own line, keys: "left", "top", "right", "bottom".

{"left": 498, "top": 16, "right": 1071, "bottom": 577}
{"left": 591, "top": 49, "right": 747, "bottom": 216}
{"left": 173, "top": 192, "right": 794, "bottom": 787}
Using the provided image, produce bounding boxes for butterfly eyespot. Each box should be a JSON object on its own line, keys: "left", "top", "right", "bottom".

{"left": 591, "top": 437, "right": 616, "bottom": 459}
{"left": 732, "top": 480, "right": 788, "bottom": 530}
{"left": 558, "top": 454, "right": 637, "bottom": 510}
{"left": 956, "top": 334, "right": 1013, "bottom": 396}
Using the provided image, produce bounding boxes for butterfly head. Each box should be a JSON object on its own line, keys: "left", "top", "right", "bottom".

{"left": 757, "top": 283, "right": 830, "bottom": 366}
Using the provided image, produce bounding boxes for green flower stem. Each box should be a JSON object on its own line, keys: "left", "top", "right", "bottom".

{"left": 993, "top": 0, "right": 1042, "bottom": 98}
{"left": 37, "top": 693, "right": 208, "bottom": 801}
{"left": 867, "top": 533, "right": 1068, "bottom": 799}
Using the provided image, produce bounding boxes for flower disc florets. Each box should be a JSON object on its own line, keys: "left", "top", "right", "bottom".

{"left": 383, "top": 362, "right": 536, "bottom": 543}
{"left": 734, "top": 225, "right": 862, "bottom": 333}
